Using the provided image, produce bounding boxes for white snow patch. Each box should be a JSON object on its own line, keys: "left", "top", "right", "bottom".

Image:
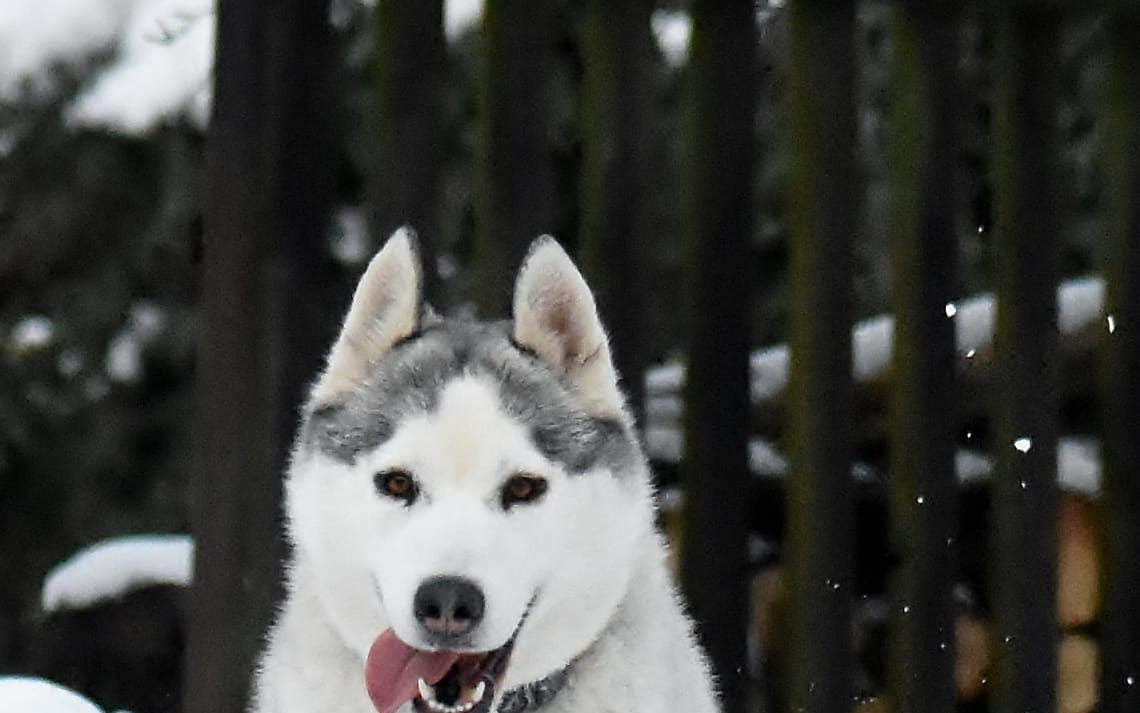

{"left": 1058, "top": 437, "right": 1101, "bottom": 498}
{"left": 67, "top": 0, "right": 215, "bottom": 135}
{"left": 643, "top": 427, "right": 788, "bottom": 477}
{"left": 330, "top": 207, "right": 370, "bottom": 266}
{"left": 437, "top": 254, "right": 460, "bottom": 281}
{"left": 0, "top": 0, "right": 139, "bottom": 100}
{"left": 651, "top": 10, "right": 691, "bottom": 69}
{"left": 42, "top": 534, "right": 193, "bottom": 613}
{"left": 445, "top": 0, "right": 483, "bottom": 41}
{"left": 748, "top": 439, "right": 788, "bottom": 476}
{"left": 644, "top": 425, "right": 1102, "bottom": 496}
{"left": 1057, "top": 277, "right": 1105, "bottom": 335}
{"left": 9, "top": 314, "right": 56, "bottom": 351}
{"left": 645, "top": 276, "right": 1109, "bottom": 404}
{"left": 643, "top": 425, "right": 684, "bottom": 465}
{"left": 851, "top": 315, "right": 894, "bottom": 383}
{"left": 105, "top": 302, "right": 166, "bottom": 383}
{"left": 955, "top": 450, "right": 992, "bottom": 484}
{"left": 750, "top": 344, "right": 790, "bottom": 401}
{"left": 58, "top": 349, "right": 85, "bottom": 377}
{"left": 0, "top": 677, "right": 103, "bottom": 713}
{"left": 956, "top": 437, "right": 1101, "bottom": 496}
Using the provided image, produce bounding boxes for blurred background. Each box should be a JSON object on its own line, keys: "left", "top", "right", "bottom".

{"left": 1, "top": 1, "right": 1137, "bottom": 713}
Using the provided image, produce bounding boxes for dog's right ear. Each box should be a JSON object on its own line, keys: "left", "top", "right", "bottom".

{"left": 310, "top": 227, "right": 422, "bottom": 403}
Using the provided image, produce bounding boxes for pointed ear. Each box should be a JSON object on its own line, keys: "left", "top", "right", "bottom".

{"left": 512, "top": 236, "right": 625, "bottom": 417}
{"left": 311, "top": 227, "right": 422, "bottom": 403}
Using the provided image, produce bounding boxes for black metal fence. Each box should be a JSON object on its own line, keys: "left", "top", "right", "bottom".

{"left": 675, "top": 3, "right": 1140, "bottom": 713}
{"left": 186, "top": 2, "right": 1140, "bottom": 713}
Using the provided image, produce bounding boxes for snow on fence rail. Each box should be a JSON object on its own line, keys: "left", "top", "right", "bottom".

{"left": 643, "top": 275, "right": 1107, "bottom": 449}
{"left": 41, "top": 534, "right": 193, "bottom": 613}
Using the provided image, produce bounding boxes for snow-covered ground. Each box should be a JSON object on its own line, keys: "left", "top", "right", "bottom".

{"left": 41, "top": 534, "right": 193, "bottom": 613}
{"left": 0, "top": 677, "right": 105, "bottom": 713}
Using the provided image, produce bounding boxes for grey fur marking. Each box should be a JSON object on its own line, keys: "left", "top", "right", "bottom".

{"left": 301, "top": 319, "right": 637, "bottom": 476}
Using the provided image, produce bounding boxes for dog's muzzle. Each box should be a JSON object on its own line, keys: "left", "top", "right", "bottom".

{"left": 365, "top": 595, "right": 533, "bottom": 713}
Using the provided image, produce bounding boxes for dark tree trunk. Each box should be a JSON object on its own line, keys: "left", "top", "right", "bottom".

{"left": 678, "top": 1, "right": 757, "bottom": 712}
{"left": 373, "top": 0, "right": 447, "bottom": 300}
{"left": 185, "top": 0, "right": 338, "bottom": 711}
{"left": 577, "top": 0, "right": 653, "bottom": 425}
{"left": 476, "top": 0, "right": 555, "bottom": 315}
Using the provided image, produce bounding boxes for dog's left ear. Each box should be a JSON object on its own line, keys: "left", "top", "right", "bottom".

{"left": 513, "top": 236, "right": 625, "bottom": 417}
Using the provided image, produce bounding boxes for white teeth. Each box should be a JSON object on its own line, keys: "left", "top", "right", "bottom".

{"left": 416, "top": 676, "right": 485, "bottom": 713}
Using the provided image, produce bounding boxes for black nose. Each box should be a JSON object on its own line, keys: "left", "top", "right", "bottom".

{"left": 413, "top": 576, "right": 485, "bottom": 638}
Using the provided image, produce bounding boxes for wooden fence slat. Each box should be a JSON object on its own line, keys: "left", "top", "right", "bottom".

{"left": 989, "top": 8, "right": 1062, "bottom": 713}
{"left": 886, "top": 4, "right": 960, "bottom": 712}
{"left": 1099, "top": 13, "right": 1140, "bottom": 713}
{"left": 679, "top": 1, "right": 757, "bottom": 712}
{"left": 784, "top": 1, "right": 857, "bottom": 711}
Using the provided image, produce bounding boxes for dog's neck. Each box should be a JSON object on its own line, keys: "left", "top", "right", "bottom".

{"left": 497, "top": 665, "right": 572, "bottom": 713}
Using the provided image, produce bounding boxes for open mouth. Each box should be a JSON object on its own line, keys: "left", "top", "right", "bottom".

{"left": 365, "top": 629, "right": 516, "bottom": 713}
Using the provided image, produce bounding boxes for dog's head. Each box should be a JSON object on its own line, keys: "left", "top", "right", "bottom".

{"left": 286, "top": 230, "right": 656, "bottom": 713}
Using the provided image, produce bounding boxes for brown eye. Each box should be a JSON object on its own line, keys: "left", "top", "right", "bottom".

{"left": 375, "top": 469, "right": 418, "bottom": 504}
{"left": 501, "top": 473, "right": 548, "bottom": 510}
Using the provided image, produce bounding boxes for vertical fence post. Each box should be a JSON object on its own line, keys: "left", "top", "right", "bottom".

{"left": 476, "top": 0, "right": 554, "bottom": 315}
{"left": 784, "top": 1, "right": 857, "bottom": 711}
{"left": 989, "top": 7, "right": 1062, "bottom": 713}
{"left": 187, "top": 0, "right": 337, "bottom": 711}
{"left": 373, "top": 0, "right": 446, "bottom": 297}
{"left": 679, "top": 1, "right": 757, "bottom": 711}
{"left": 886, "top": 3, "right": 959, "bottom": 712}
{"left": 578, "top": 0, "right": 653, "bottom": 425}
{"left": 1099, "top": 12, "right": 1140, "bottom": 713}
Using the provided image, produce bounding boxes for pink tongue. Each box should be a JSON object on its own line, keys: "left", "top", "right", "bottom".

{"left": 365, "top": 629, "right": 461, "bottom": 713}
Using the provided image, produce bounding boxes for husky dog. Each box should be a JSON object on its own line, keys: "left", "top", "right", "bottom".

{"left": 253, "top": 229, "right": 719, "bottom": 713}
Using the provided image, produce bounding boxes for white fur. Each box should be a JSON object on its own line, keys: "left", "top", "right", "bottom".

{"left": 513, "top": 236, "right": 626, "bottom": 418}
{"left": 312, "top": 226, "right": 421, "bottom": 403}
{"left": 253, "top": 234, "right": 719, "bottom": 713}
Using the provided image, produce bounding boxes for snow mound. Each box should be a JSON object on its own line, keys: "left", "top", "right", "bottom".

{"left": 0, "top": 0, "right": 139, "bottom": 100}
{"left": 42, "top": 534, "right": 194, "bottom": 613}
{"left": 67, "top": 0, "right": 215, "bottom": 134}
{"left": 0, "top": 677, "right": 103, "bottom": 713}
{"left": 445, "top": 0, "right": 483, "bottom": 40}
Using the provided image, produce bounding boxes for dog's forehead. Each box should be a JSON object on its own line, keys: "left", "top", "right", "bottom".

{"left": 300, "top": 319, "right": 636, "bottom": 475}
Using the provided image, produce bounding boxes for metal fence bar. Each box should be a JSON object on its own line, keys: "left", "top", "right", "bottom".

{"left": 988, "top": 7, "right": 1062, "bottom": 713}
{"left": 784, "top": 1, "right": 857, "bottom": 711}
{"left": 679, "top": 2, "right": 757, "bottom": 711}
{"left": 1099, "top": 12, "right": 1140, "bottom": 713}
{"left": 885, "top": 4, "right": 960, "bottom": 712}
{"left": 476, "top": 0, "right": 555, "bottom": 314}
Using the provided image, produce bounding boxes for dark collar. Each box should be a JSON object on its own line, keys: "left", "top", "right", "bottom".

{"left": 496, "top": 665, "right": 572, "bottom": 713}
